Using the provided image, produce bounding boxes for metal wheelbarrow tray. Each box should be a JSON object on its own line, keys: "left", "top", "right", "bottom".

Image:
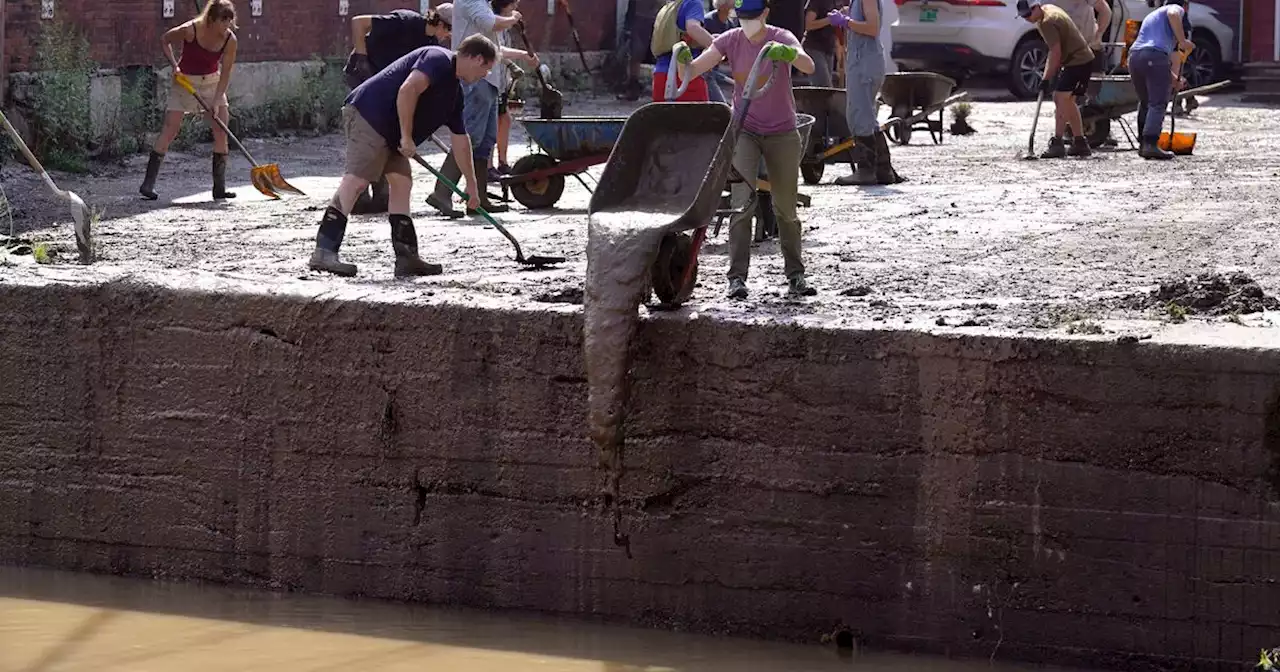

{"left": 502, "top": 116, "right": 627, "bottom": 209}
{"left": 878, "top": 71, "right": 957, "bottom": 146}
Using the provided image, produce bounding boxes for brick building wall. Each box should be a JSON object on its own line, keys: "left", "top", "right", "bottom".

{"left": 4, "top": 0, "right": 617, "bottom": 72}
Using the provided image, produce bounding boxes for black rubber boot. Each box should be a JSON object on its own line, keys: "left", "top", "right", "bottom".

{"left": 426, "top": 153, "right": 465, "bottom": 219}
{"left": 212, "top": 153, "right": 236, "bottom": 200}
{"left": 309, "top": 206, "right": 358, "bottom": 276}
{"left": 470, "top": 163, "right": 509, "bottom": 215}
{"left": 834, "top": 137, "right": 877, "bottom": 186}
{"left": 1067, "top": 135, "right": 1093, "bottom": 158}
{"left": 390, "top": 215, "right": 443, "bottom": 277}
{"left": 1040, "top": 136, "right": 1067, "bottom": 159}
{"left": 1139, "top": 138, "right": 1174, "bottom": 161}
{"left": 873, "top": 131, "right": 906, "bottom": 184}
{"left": 139, "top": 151, "right": 164, "bottom": 200}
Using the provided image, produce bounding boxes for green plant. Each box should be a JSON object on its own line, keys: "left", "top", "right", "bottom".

{"left": 1226, "top": 312, "right": 1244, "bottom": 325}
{"left": 228, "top": 57, "right": 348, "bottom": 138}
{"left": 29, "top": 20, "right": 96, "bottom": 172}
{"left": 1166, "top": 302, "right": 1188, "bottom": 323}
{"left": 1259, "top": 648, "right": 1280, "bottom": 671}
{"left": 97, "top": 73, "right": 159, "bottom": 160}
{"left": 952, "top": 101, "right": 973, "bottom": 123}
{"left": 32, "top": 242, "right": 52, "bottom": 264}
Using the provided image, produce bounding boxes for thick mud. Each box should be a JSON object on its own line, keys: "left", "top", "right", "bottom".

{"left": 3, "top": 90, "right": 1280, "bottom": 341}
{"left": 1134, "top": 271, "right": 1280, "bottom": 315}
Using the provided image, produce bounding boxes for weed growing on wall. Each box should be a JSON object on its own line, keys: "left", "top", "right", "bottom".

{"left": 29, "top": 20, "right": 95, "bottom": 172}
{"left": 229, "top": 57, "right": 348, "bottom": 139}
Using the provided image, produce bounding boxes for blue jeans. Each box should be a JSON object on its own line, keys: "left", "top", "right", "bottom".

{"left": 462, "top": 80, "right": 500, "bottom": 163}
{"left": 1130, "top": 49, "right": 1172, "bottom": 140}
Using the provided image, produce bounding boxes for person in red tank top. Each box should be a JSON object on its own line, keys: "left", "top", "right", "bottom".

{"left": 139, "top": 0, "right": 240, "bottom": 202}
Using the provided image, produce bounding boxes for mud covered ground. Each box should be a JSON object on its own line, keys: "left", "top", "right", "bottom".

{"left": 3, "top": 90, "right": 1280, "bottom": 341}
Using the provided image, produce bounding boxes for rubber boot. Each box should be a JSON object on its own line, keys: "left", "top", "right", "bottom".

{"left": 1040, "top": 136, "right": 1067, "bottom": 159}
{"left": 390, "top": 214, "right": 444, "bottom": 277}
{"left": 309, "top": 206, "right": 358, "bottom": 276}
{"left": 1139, "top": 137, "right": 1173, "bottom": 161}
{"left": 426, "top": 152, "right": 465, "bottom": 219}
{"left": 139, "top": 151, "right": 164, "bottom": 200}
{"left": 1067, "top": 135, "right": 1092, "bottom": 158}
{"left": 212, "top": 153, "right": 237, "bottom": 200}
{"left": 470, "top": 163, "right": 509, "bottom": 215}
{"left": 874, "top": 131, "right": 906, "bottom": 185}
{"left": 834, "top": 137, "right": 877, "bottom": 186}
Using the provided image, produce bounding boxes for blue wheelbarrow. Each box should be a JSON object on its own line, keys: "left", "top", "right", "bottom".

{"left": 501, "top": 117, "right": 627, "bottom": 210}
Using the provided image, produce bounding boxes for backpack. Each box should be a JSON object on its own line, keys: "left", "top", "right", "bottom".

{"left": 650, "top": 1, "right": 684, "bottom": 58}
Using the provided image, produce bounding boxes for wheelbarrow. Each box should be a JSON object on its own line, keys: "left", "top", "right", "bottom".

{"left": 879, "top": 72, "right": 958, "bottom": 146}
{"left": 715, "top": 112, "right": 815, "bottom": 244}
{"left": 500, "top": 116, "right": 627, "bottom": 209}
{"left": 1080, "top": 76, "right": 1233, "bottom": 150}
{"left": 795, "top": 85, "right": 969, "bottom": 184}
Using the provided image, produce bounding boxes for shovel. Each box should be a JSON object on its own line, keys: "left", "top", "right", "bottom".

{"left": 1158, "top": 79, "right": 1232, "bottom": 156}
{"left": 411, "top": 154, "right": 565, "bottom": 268}
{"left": 556, "top": 0, "right": 593, "bottom": 76}
{"left": 173, "top": 75, "right": 305, "bottom": 199}
{"left": 1023, "top": 89, "right": 1045, "bottom": 160}
{"left": 515, "top": 22, "right": 564, "bottom": 120}
{"left": 0, "top": 110, "right": 93, "bottom": 263}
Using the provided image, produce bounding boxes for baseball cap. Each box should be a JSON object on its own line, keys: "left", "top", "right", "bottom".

{"left": 1015, "top": 0, "right": 1040, "bottom": 17}
{"left": 735, "top": 0, "right": 768, "bottom": 16}
{"left": 434, "top": 2, "right": 453, "bottom": 25}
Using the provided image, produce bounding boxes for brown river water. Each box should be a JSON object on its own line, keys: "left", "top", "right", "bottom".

{"left": 0, "top": 566, "right": 1090, "bottom": 672}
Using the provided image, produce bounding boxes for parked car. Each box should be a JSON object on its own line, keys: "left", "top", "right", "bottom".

{"left": 890, "top": 0, "right": 1236, "bottom": 99}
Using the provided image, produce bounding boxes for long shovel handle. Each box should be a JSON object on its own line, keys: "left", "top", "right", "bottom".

{"left": 410, "top": 154, "right": 527, "bottom": 262}
{"left": 175, "top": 75, "right": 262, "bottom": 167}
{"left": 1028, "top": 89, "right": 1045, "bottom": 156}
{"left": 0, "top": 109, "right": 64, "bottom": 197}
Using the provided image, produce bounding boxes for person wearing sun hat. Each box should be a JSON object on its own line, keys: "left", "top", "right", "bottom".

{"left": 678, "top": 0, "right": 820, "bottom": 299}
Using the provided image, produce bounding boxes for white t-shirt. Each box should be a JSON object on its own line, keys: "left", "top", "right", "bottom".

{"left": 1056, "top": 0, "right": 1099, "bottom": 44}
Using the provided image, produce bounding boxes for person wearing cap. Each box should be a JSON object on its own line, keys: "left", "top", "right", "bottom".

{"left": 679, "top": 0, "right": 819, "bottom": 299}
{"left": 651, "top": 0, "right": 714, "bottom": 102}
{"left": 343, "top": 4, "right": 454, "bottom": 214}
{"left": 427, "top": 0, "right": 540, "bottom": 218}
{"left": 826, "top": 0, "right": 905, "bottom": 185}
{"left": 1128, "top": 0, "right": 1194, "bottom": 160}
{"left": 1017, "top": 1, "right": 1094, "bottom": 158}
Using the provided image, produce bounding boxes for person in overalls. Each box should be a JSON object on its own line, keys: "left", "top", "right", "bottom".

{"left": 1129, "top": 0, "right": 1193, "bottom": 160}
{"left": 829, "top": 0, "right": 904, "bottom": 185}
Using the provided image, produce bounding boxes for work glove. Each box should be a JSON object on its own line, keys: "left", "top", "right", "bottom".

{"left": 1038, "top": 76, "right": 1055, "bottom": 94}
{"left": 763, "top": 42, "right": 799, "bottom": 64}
{"left": 344, "top": 52, "right": 374, "bottom": 89}
{"left": 674, "top": 41, "right": 694, "bottom": 65}
{"left": 827, "top": 9, "right": 850, "bottom": 29}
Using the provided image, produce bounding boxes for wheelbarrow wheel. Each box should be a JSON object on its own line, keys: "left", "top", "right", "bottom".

{"left": 650, "top": 232, "right": 698, "bottom": 307}
{"left": 509, "top": 154, "right": 566, "bottom": 210}
{"left": 801, "top": 161, "right": 825, "bottom": 185}
{"left": 888, "top": 105, "right": 913, "bottom": 145}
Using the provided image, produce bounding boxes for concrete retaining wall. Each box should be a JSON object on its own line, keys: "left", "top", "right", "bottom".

{"left": 1, "top": 280, "right": 1278, "bottom": 670}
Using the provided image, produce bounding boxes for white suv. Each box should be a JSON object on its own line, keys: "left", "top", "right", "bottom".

{"left": 890, "top": 0, "right": 1236, "bottom": 99}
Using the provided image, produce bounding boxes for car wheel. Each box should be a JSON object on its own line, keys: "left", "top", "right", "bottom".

{"left": 1184, "top": 32, "right": 1221, "bottom": 89}
{"left": 1009, "top": 37, "right": 1048, "bottom": 100}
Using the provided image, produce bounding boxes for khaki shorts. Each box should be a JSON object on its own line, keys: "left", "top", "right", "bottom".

{"left": 343, "top": 105, "right": 411, "bottom": 183}
{"left": 166, "top": 73, "right": 228, "bottom": 114}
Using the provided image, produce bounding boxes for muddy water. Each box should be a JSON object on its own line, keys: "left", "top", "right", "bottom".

{"left": 0, "top": 566, "right": 1088, "bottom": 672}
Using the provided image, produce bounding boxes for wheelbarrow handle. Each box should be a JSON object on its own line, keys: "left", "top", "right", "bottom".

{"left": 665, "top": 41, "right": 778, "bottom": 102}
{"left": 880, "top": 91, "right": 970, "bottom": 132}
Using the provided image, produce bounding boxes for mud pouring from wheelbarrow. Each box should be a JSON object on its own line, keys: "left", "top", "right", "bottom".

{"left": 582, "top": 45, "right": 780, "bottom": 556}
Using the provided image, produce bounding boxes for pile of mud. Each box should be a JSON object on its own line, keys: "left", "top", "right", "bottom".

{"left": 1131, "top": 272, "right": 1280, "bottom": 315}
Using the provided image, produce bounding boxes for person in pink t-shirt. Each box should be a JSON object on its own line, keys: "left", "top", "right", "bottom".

{"left": 679, "top": 0, "right": 819, "bottom": 299}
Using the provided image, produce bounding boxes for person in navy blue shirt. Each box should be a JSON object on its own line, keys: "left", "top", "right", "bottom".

{"left": 702, "top": 0, "right": 738, "bottom": 102}
{"left": 308, "top": 37, "right": 497, "bottom": 279}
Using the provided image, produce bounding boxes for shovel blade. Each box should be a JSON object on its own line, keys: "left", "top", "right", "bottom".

{"left": 67, "top": 190, "right": 93, "bottom": 264}
{"left": 252, "top": 164, "right": 307, "bottom": 198}
{"left": 521, "top": 254, "right": 566, "bottom": 267}
{"left": 250, "top": 169, "right": 281, "bottom": 199}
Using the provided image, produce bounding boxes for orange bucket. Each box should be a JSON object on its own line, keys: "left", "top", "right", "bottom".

{"left": 1158, "top": 131, "right": 1198, "bottom": 155}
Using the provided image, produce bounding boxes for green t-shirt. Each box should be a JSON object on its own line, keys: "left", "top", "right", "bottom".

{"left": 1037, "top": 4, "right": 1095, "bottom": 67}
